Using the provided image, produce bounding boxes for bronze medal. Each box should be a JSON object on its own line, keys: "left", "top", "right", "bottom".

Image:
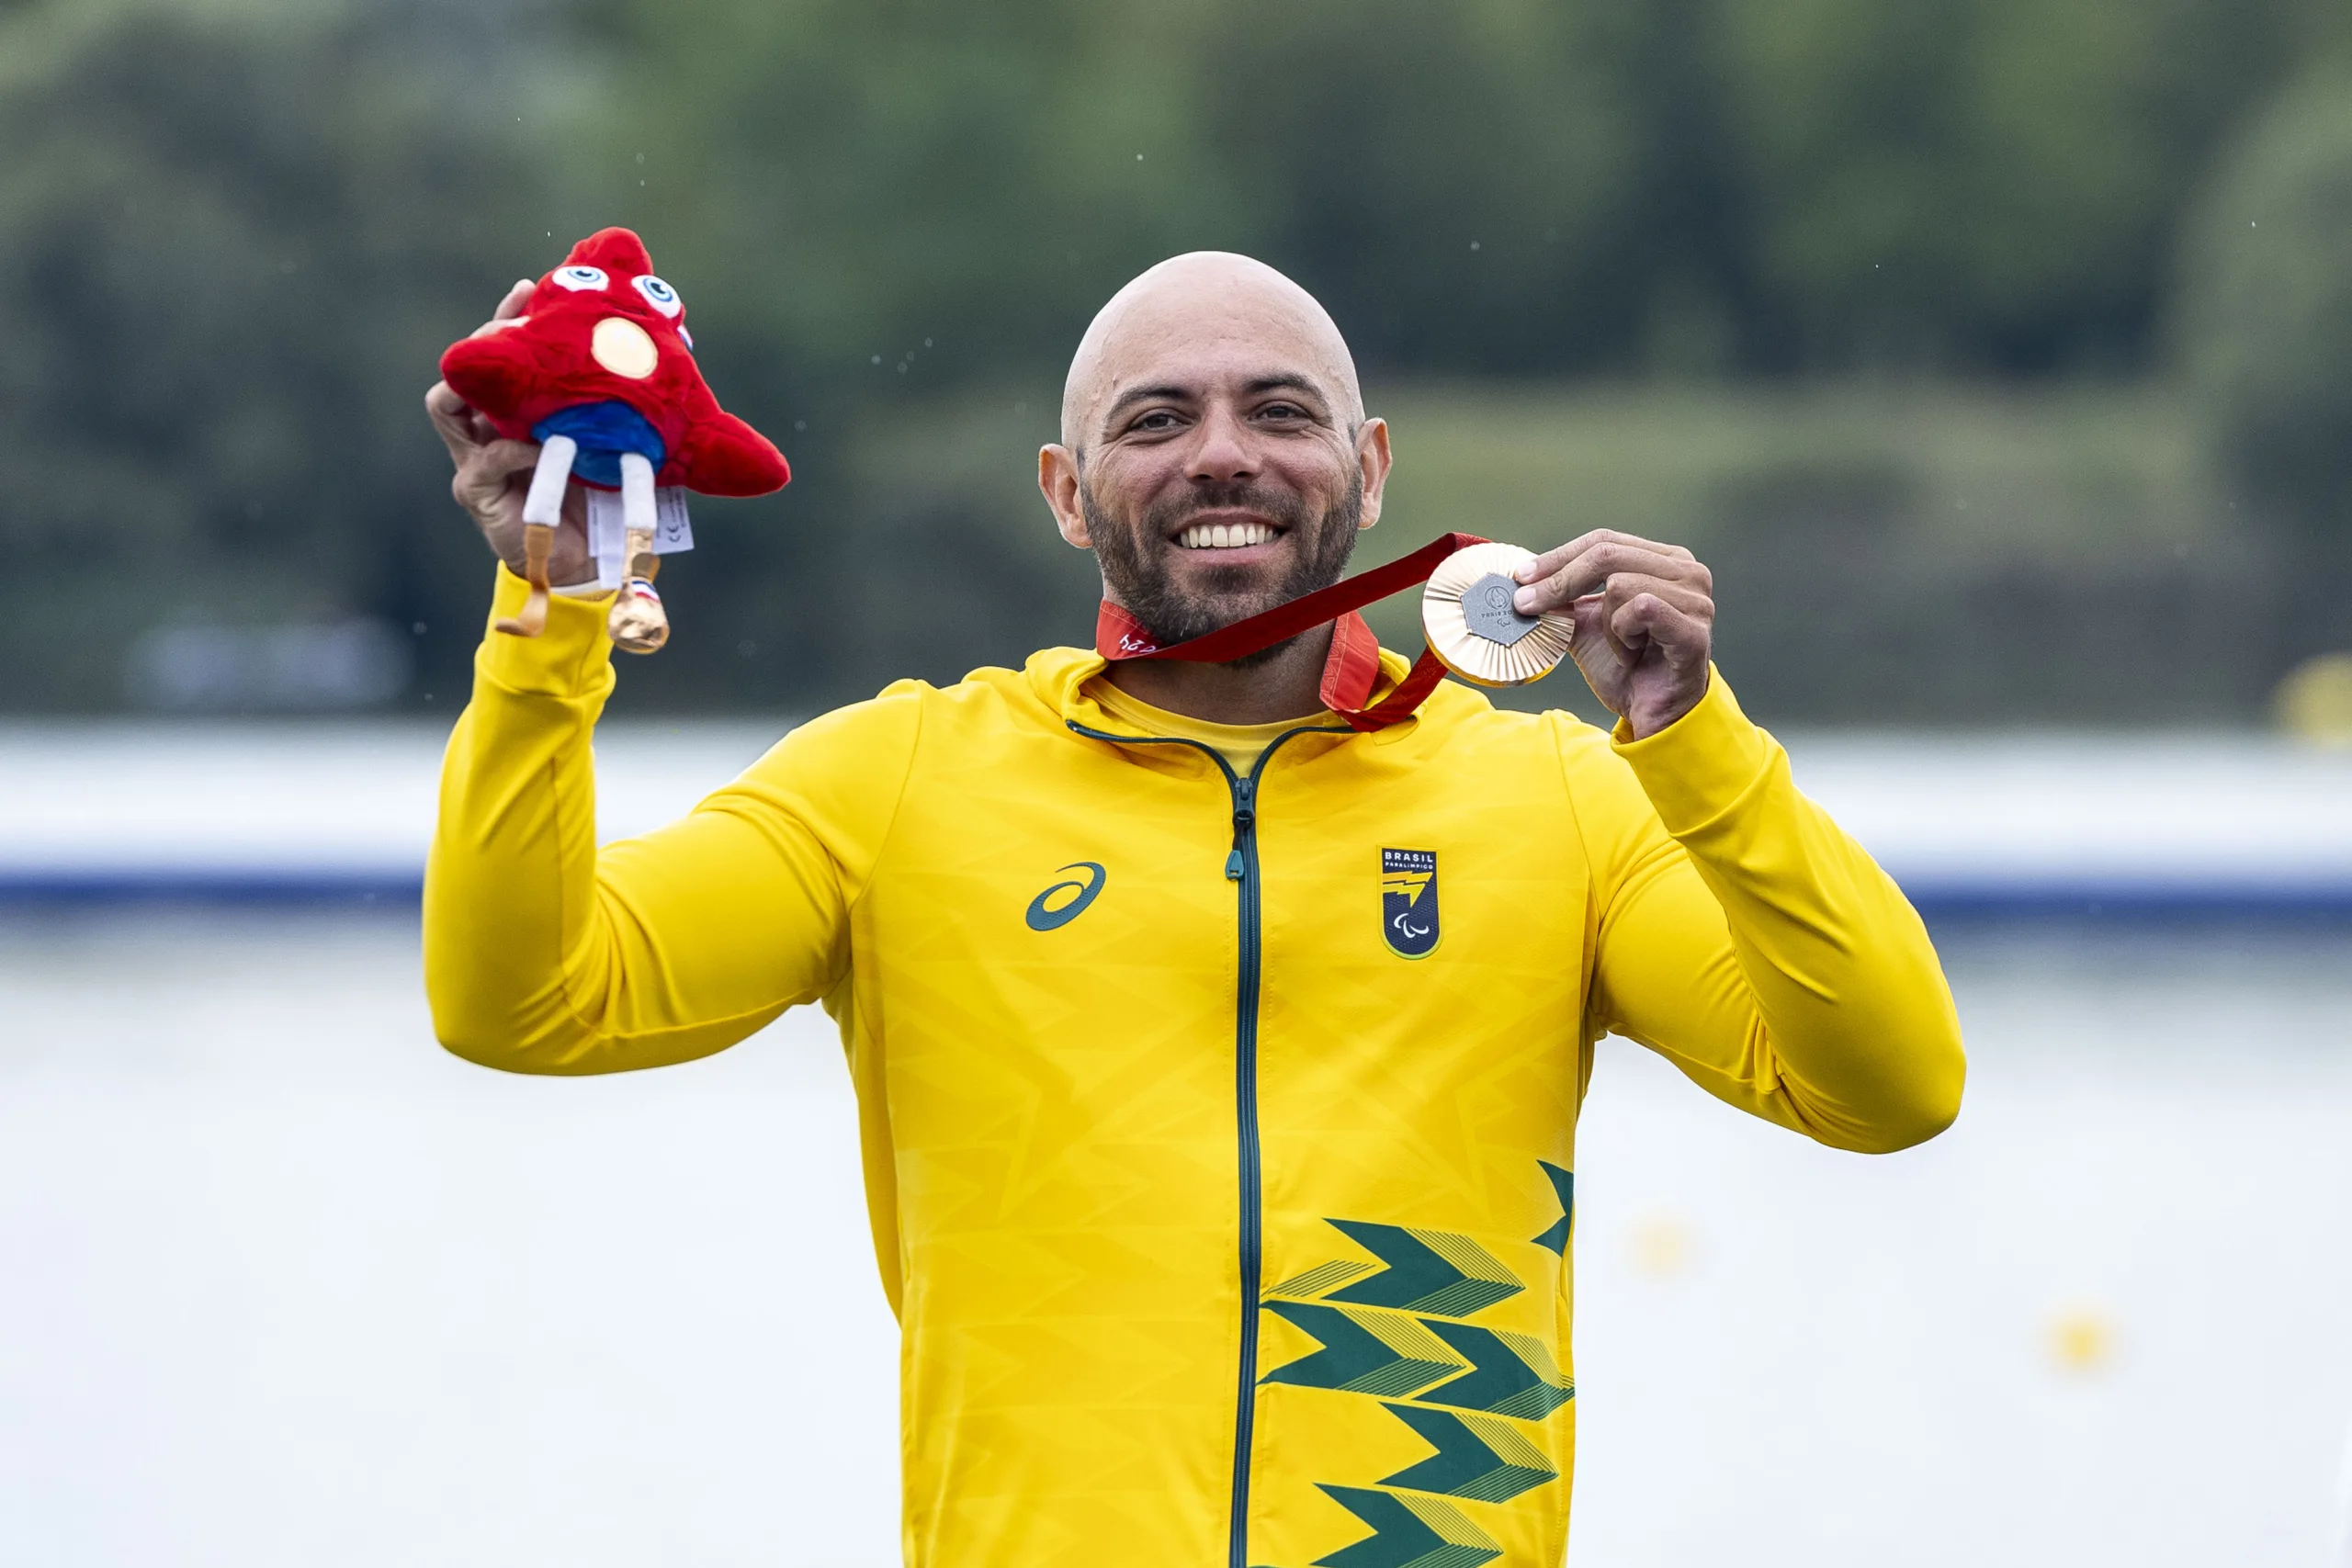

{"left": 1420, "top": 541, "right": 1574, "bottom": 687}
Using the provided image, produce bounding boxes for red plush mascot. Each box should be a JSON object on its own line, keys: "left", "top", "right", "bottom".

{"left": 438, "top": 227, "right": 790, "bottom": 652}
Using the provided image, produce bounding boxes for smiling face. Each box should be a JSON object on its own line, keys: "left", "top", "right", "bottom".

{"left": 1040, "top": 253, "right": 1391, "bottom": 656}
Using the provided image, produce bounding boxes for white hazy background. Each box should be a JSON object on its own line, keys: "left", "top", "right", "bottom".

{"left": 4, "top": 913, "right": 2348, "bottom": 1567}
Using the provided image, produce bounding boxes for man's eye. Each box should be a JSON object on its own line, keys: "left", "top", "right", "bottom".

{"left": 1132, "top": 412, "right": 1179, "bottom": 432}
{"left": 1258, "top": 402, "right": 1306, "bottom": 421}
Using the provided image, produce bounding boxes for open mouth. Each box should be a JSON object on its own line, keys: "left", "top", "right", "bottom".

{"left": 1174, "top": 518, "right": 1281, "bottom": 550}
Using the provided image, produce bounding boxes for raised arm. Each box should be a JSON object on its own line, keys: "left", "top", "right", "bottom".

{"left": 1516, "top": 528, "right": 1962, "bottom": 1152}
{"left": 421, "top": 300, "right": 913, "bottom": 1074}
{"left": 1558, "top": 683, "right": 1964, "bottom": 1152}
{"left": 424, "top": 569, "right": 919, "bottom": 1074}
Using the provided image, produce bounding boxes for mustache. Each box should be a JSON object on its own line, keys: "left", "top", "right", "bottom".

{"left": 1142, "top": 481, "right": 1312, "bottom": 536}
{"left": 1081, "top": 470, "right": 1364, "bottom": 663}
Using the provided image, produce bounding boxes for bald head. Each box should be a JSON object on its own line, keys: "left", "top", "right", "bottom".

{"left": 1061, "top": 252, "right": 1363, "bottom": 449}
{"left": 1035, "top": 252, "right": 1393, "bottom": 701}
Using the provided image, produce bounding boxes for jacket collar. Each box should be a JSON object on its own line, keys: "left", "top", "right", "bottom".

{"left": 1023, "top": 643, "right": 1428, "bottom": 748}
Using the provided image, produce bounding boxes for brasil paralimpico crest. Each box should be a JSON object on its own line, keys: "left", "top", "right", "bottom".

{"left": 1380, "top": 848, "right": 1440, "bottom": 958}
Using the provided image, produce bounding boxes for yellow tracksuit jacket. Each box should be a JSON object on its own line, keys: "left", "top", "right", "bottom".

{"left": 426, "top": 566, "right": 1964, "bottom": 1568}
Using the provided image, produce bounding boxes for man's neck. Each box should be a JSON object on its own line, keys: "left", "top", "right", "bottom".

{"left": 1100, "top": 622, "right": 1335, "bottom": 726}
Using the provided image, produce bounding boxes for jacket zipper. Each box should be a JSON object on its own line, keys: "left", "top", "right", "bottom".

{"left": 1222, "top": 762, "right": 1263, "bottom": 1568}
{"left": 1068, "top": 718, "right": 1348, "bottom": 1568}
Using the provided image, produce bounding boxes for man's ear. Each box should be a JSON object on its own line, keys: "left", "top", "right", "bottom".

{"left": 1355, "top": 417, "right": 1393, "bottom": 530}
{"left": 1039, "top": 445, "right": 1091, "bottom": 547}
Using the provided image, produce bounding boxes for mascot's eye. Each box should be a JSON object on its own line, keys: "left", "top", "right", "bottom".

{"left": 633, "top": 275, "right": 683, "bottom": 316}
{"left": 551, "top": 265, "right": 609, "bottom": 292}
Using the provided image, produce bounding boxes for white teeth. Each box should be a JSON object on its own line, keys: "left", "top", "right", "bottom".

{"left": 1178, "top": 521, "right": 1274, "bottom": 549}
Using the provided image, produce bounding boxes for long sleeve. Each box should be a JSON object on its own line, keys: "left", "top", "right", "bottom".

{"left": 1559, "top": 672, "right": 1965, "bottom": 1153}
{"left": 423, "top": 565, "right": 922, "bottom": 1075}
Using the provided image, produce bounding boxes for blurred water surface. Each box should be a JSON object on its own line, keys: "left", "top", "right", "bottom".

{"left": 2, "top": 912, "right": 2348, "bottom": 1568}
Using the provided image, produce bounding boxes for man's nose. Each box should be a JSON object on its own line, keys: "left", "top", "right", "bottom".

{"left": 1185, "top": 403, "right": 1258, "bottom": 485}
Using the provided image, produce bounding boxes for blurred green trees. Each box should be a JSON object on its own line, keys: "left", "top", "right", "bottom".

{"left": 0, "top": 0, "right": 2346, "bottom": 715}
{"left": 2183, "top": 70, "right": 2352, "bottom": 542}
{"left": 584, "top": 0, "right": 2345, "bottom": 379}
{"left": 2177, "top": 64, "right": 2352, "bottom": 669}
{"left": 1708, "top": 0, "right": 2331, "bottom": 370}
{"left": 0, "top": 0, "right": 566, "bottom": 706}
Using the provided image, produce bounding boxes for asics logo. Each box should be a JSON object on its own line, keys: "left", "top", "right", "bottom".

{"left": 1025, "top": 862, "right": 1107, "bottom": 931}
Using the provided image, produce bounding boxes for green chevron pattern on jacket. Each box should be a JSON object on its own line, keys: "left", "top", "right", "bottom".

{"left": 1413, "top": 1320, "right": 1575, "bottom": 1420}
{"left": 1271, "top": 1166, "right": 1577, "bottom": 1566}
{"left": 1531, "top": 1162, "right": 1574, "bottom": 1254}
{"left": 1260, "top": 1302, "right": 1467, "bottom": 1397}
{"left": 1374, "top": 1404, "right": 1557, "bottom": 1504}
{"left": 1310, "top": 1486, "right": 1501, "bottom": 1568}
{"left": 1323, "top": 1222, "right": 1524, "bottom": 1318}
{"left": 1269, "top": 1259, "right": 1377, "bottom": 1300}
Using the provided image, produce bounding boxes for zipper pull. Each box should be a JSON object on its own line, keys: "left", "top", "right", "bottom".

{"left": 1227, "top": 777, "right": 1257, "bottom": 881}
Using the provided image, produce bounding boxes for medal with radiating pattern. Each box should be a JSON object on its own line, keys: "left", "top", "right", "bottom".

{"left": 1421, "top": 541, "right": 1575, "bottom": 686}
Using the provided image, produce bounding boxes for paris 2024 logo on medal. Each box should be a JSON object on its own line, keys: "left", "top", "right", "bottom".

{"left": 1380, "top": 849, "right": 1440, "bottom": 958}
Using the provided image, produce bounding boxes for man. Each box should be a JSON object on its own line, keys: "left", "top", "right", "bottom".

{"left": 424, "top": 251, "right": 1963, "bottom": 1568}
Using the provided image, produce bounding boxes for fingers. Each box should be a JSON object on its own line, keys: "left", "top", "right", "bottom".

{"left": 428, "top": 282, "right": 537, "bottom": 457}
{"left": 1556, "top": 559, "right": 1713, "bottom": 674}
{"left": 1564, "top": 582, "right": 1710, "bottom": 708}
{"left": 450, "top": 438, "right": 544, "bottom": 520}
{"left": 1581, "top": 570, "right": 1713, "bottom": 624}
{"left": 465, "top": 281, "right": 537, "bottom": 342}
{"left": 1516, "top": 537, "right": 1713, "bottom": 622}
{"left": 1572, "top": 571, "right": 1711, "bottom": 650}
{"left": 458, "top": 437, "right": 543, "bottom": 490}
{"left": 466, "top": 280, "right": 536, "bottom": 339}
{"left": 1602, "top": 591, "right": 1711, "bottom": 666}
{"left": 424, "top": 380, "right": 495, "bottom": 465}
{"left": 1535, "top": 535, "right": 1717, "bottom": 734}
{"left": 1516, "top": 529, "right": 1693, "bottom": 590}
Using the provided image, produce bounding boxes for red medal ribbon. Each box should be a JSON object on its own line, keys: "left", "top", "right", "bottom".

{"left": 1094, "top": 532, "right": 1488, "bottom": 732}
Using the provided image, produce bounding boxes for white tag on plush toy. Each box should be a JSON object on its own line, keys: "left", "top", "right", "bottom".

{"left": 587, "top": 486, "right": 695, "bottom": 587}
{"left": 653, "top": 487, "right": 694, "bottom": 554}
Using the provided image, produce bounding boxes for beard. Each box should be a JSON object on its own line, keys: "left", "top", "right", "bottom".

{"left": 1083, "top": 472, "right": 1363, "bottom": 670}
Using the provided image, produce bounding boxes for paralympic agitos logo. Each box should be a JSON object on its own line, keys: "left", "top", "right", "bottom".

{"left": 1380, "top": 848, "right": 1440, "bottom": 958}
{"left": 1025, "top": 862, "right": 1107, "bottom": 931}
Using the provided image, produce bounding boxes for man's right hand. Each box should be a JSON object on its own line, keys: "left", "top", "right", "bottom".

{"left": 424, "top": 278, "right": 597, "bottom": 588}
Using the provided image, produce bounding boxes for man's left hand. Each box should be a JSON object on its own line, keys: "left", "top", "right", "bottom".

{"left": 1512, "top": 530, "right": 1714, "bottom": 739}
